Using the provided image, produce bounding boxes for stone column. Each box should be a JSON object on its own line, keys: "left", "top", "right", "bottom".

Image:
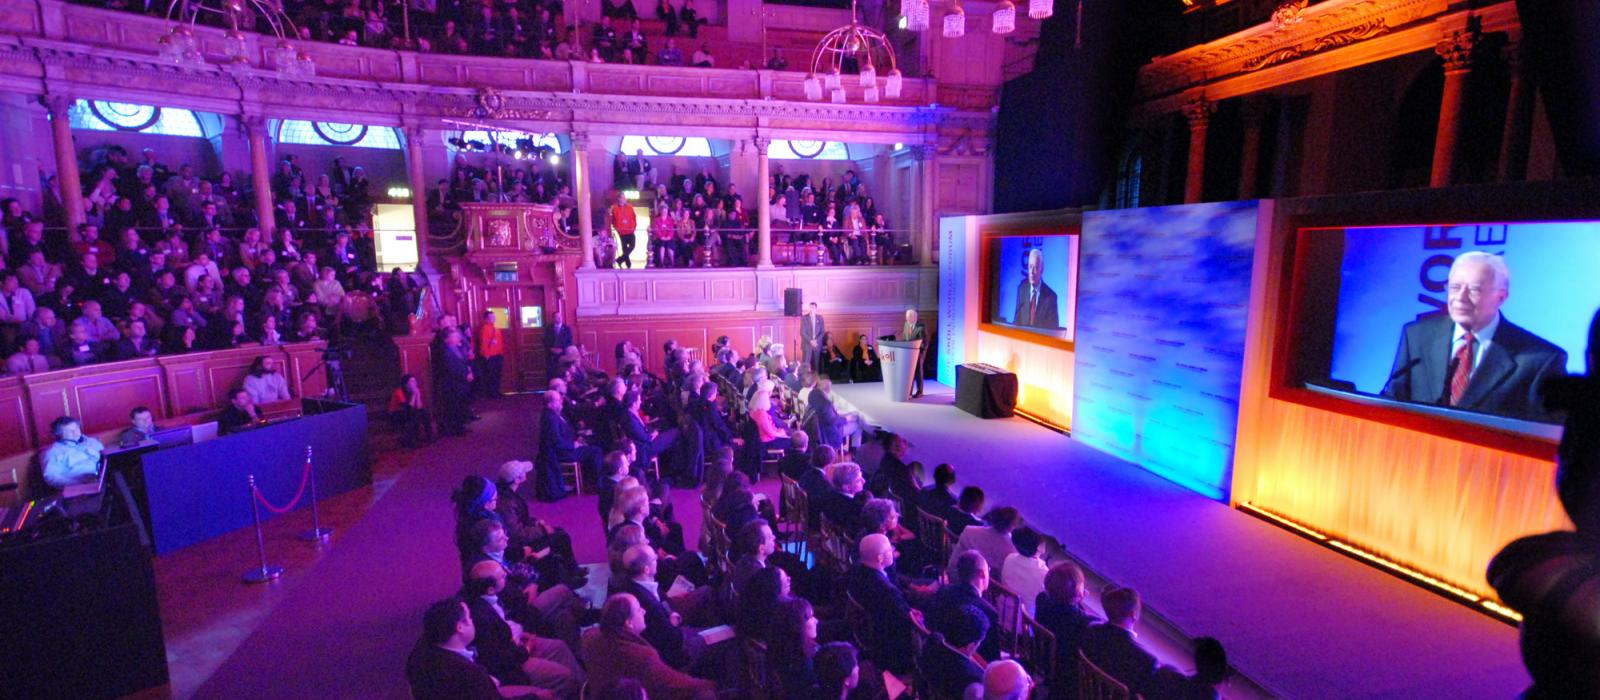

{"left": 402, "top": 122, "right": 433, "bottom": 271}
{"left": 1430, "top": 26, "right": 1481, "bottom": 187}
{"left": 911, "top": 145, "right": 934, "bottom": 265}
{"left": 1181, "top": 98, "right": 1214, "bottom": 204}
{"left": 1497, "top": 43, "right": 1534, "bottom": 183}
{"left": 754, "top": 136, "right": 773, "bottom": 268}
{"left": 241, "top": 115, "right": 276, "bottom": 238}
{"left": 41, "top": 94, "right": 85, "bottom": 230}
{"left": 571, "top": 131, "right": 596, "bottom": 269}
{"left": 1237, "top": 97, "right": 1271, "bottom": 200}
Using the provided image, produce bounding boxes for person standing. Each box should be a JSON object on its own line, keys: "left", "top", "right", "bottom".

{"left": 898, "top": 308, "right": 927, "bottom": 398}
{"left": 799, "top": 302, "right": 825, "bottom": 372}
{"left": 611, "top": 197, "right": 638, "bottom": 269}
{"left": 436, "top": 327, "right": 475, "bottom": 436}
{"left": 476, "top": 310, "right": 505, "bottom": 399}
{"left": 544, "top": 308, "right": 574, "bottom": 380}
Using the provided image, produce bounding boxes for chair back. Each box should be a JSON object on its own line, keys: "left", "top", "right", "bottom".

{"left": 1078, "top": 649, "right": 1132, "bottom": 700}
{"left": 779, "top": 475, "right": 809, "bottom": 534}
{"left": 985, "top": 580, "right": 1025, "bottom": 657}
{"left": 1016, "top": 613, "right": 1058, "bottom": 691}
{"left": 916, "top": 507, "right": 953, "bottom": 564}
{"left": 700, "top": 504, "right": 732, "bottom": 577}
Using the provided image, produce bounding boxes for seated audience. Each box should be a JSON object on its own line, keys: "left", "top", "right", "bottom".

{"left": 950, "top": 506, "right": 1023, "bottom": 576}
{"left": 538, "top": 389, "right": 603, "bottom": 501}
{"left": 769, "top": 597, "right": 821, "bottom": 698}
{"left": 462, "top": 560, "right": 583, "bottom": 697}
{"left": 920, "top": 603, "right": 989, "bottom": 699}
{"left": 611, "top": 543, "right": 698, "bottom": 669}
{"left": 1001, "top": 527, "right": 1049, "bottom": 613}
{"left": 929, "top": 550, "right": 1001, "bottom": 662}
{"left": 978, "top": 659, "right": 1033, "bottom": 700}
{"left": 219, "top": 388, "right": 264, "bottom": 433}
{"left": 812, "top": 642, "right": 862, "bottom": 700}
{"left": 947, "top": 486, "right": 988, "bottom": 534}
{"left": 495, "top": 460, "right": 581, "bottom": 586}
{"left": 389, "top": 373, "right": 435, "bottom": 447}
{"left": 582, "top": 594, "right": 716, "bottom": 700}
{"left": 118, "top": 405, "right": 160, "bottom": 446}
{"left": 1154, "top": 636, "right": 1228, "bottom": 699}
{"left": 42, "top": 415, "right": 104, "bottom": 489}
{"left": 1082, "top": 586, "right": 1159, "bottom": 696}
{"left": 1034, "top": 561, "right": 1096, "bottom": 692}
{"left": 242, "top": 355, "right": 292, "bottom": 404}
{"left": 405, "top": 598, "right": 504, "bottom": 700}
{"left": 844, "top": 533, "right": 919, "bottom": 675}
{"left": 5, "top": 336, "right": 53, "bottom": 375}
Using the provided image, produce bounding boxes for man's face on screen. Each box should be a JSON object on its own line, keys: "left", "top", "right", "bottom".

{"left": 1447, "top": 259, "right": 1507, "bottom": 331}
{"left": 1027, "top": 253, "right": 1042, "bottom": 285}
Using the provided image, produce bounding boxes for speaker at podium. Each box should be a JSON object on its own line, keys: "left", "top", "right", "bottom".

{"left": 877, "top": 335, "right": 923, "bottom": 402}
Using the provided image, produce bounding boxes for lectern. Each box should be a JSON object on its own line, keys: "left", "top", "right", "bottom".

{"left": 879, "top": 339, "right": 923, "bottom": 402}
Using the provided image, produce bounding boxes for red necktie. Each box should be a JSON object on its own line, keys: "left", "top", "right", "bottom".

{"left": 1449, "top": 330, "right": 1475, "bottom": 405}
{"left": 1026, "top": 288, "right": 1036, "bottom": 324}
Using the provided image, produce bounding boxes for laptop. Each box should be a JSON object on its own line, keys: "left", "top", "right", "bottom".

{"left": 190, "top": 421, "right": 220, "bottom": 443}
{"left": 60, "top": 454, "right": 110, "bottom": 500}
{"left": 149, "top": 426, "right": 195, "bottom": 449}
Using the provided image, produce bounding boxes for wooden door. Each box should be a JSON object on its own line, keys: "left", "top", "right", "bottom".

{"left": 476, "top": 284, "right": 547, "bottom": 392}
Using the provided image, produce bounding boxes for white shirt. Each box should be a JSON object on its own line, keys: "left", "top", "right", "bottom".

{"left": 1001, "top": 552, "right": 1049, "bottom": 616}
{"left": 1452, "top": 313, "right": 1500, "bottom": 378}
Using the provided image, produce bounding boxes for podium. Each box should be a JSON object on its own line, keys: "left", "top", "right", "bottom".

{"left": 878, "top": 338, "right": 923, "bottom": 402}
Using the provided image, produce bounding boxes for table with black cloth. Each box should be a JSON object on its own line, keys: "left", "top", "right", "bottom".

{"left": 955, "top": 363, "right": 1018, "bottom": 419}
{"left": 134, "top": 399, "right": 370, "bottom": 554}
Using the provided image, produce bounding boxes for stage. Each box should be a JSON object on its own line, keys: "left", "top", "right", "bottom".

{"left": 833, "top": 382, "right": 1528, "bottom": 700}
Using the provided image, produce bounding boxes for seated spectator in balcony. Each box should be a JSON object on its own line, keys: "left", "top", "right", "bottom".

{"left": 42, "top": 416, "right": 103, "bottom": 489}
{"left": 404, "top": 598, "right": 502, "bottom": 700}
{"left": 105, "top": 198, "right": 138, "bottom": 239}
{"left": 680, "top": 0, "right": 703, "bottom": 38}
{"left": 293, "top": 309, "right": 327, "bottom": 343}
{"left": 71, "top": 253, "right": 113, "bottom": 303}
{"left": 244, "top": 355, "right": 293, "bottom": 405}
{"left": 111, "top": 318, "right": 160, "bottom": 361}
{"left": 657, "top": 38, "right": 684, "bottom": 66}
{"left": 650, "top": 203, "right": 676, "bottom": 268}
{"left": 314, "top": 267, "right": 347, "bottom": 313}
{"left": 165, "top": 164, "right": 203, "bottom": 213}
{"left": 18, "top": 250, "right": 60, "bottom": 297}
{"left": 624, "top": 19, "right": 648, "bottom": 60}
{"left": 673, "top": 206, "right": 697, "bottom": 268}
{"left": 657, "top": 0, "right": 680, "bottom": 34}
{"left": 188, "top": 201, "right": 230, "bottom": 231}
{"left": 337, "top": 29, "right": 359, "bottom": 46}
{"left": 435, "top": 21, "right": 470, "bottom": 54}
{"left": 593, "top": 15, "right": 618, "bottom": 60}
{"left": 220, "top": 387, "right": 264, "bottom": 434}
{"left": 163, "top": 324, "right": 200, "bottom": 355}
{"left": 5, "top": 337, "right": 54, "bottom": 375}
{"left": 77, "top": 301, "right": 120, "bottom": 344}
{"left": 604, "top": 0, "right": 639, "bottom": 19}
{"left": 100, "top": 271, "right": 136, "bottom": 320}
{"left": 291, "top": 252, "right": 319, "bottom": 292}
{"left": 19, "top": 306, "right": 62, "bottom": 356}
{"left": 555, "top": 34, "right": 578, "bottom": 60}
{"left": 0, "top": 271, "right": 36, "bottom": 347}
{"left": 194, "top": 228, "right": 232, "bottom": 269}
{"left": 9, "top": 221, "right": 45, "bottom": 270}
{"left": 274, "top": 228, "right": 307, "bottom": 264}
{"left": 39, "top": 279, "right": 77, "bottom": 323}
{"left": 184, "top": 254, "right": 221, "bottom": 292}
{"left": 1074, "top": 587, "right": 1159, "bottom": 699}
{"left": 589, "top": 47, "right": 607, "bottom": 63}
{"left": 257, "top": 314, "right": 285, "bottom": 346}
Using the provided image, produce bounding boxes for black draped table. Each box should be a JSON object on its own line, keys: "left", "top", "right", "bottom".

{"left": 955, "top": 363, "right": 1018, "bottom": 419}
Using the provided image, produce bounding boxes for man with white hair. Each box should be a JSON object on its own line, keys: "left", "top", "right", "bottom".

{"left": 1011, "top": 247, "right": 1059, "bottom": 329}
{"left": 1381, "top": 251, "right": 1566, "bottom": 421}
{"left": 971, "top": 659, "right": 1032, "bottom": 700}
{"left": 897, "top": 308, "right": 928, "bottom": 398}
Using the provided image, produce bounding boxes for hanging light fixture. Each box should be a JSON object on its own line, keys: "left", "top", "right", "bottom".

{"left": 904, "top": 0, "right": 930, "bottom": 31}
{"left": 804, "top": 0, "right": 901, "bottom": 104}
{"left": 943, "top": 3, "right": 966, "bottom": 38}
{"left": 160, "top": 0, "right": 310, "bottom": 75}
{"left": 1028, "top": 0, "right": 1054, "bottom": 20}
{"left": 992, "top": 0, "right": 1016, "bottom": 34}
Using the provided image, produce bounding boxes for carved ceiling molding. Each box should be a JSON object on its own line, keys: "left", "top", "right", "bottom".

{"left": 1138, "top": 0, "right": 1450, "bottom": 99}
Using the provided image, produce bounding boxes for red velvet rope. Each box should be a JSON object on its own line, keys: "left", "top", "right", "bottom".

{"left": 253, "top": 457, "right": 313, "bottom": 515}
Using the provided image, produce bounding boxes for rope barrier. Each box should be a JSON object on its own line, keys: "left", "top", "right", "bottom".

{"left": 252, "top": 456, "right": 313, "bottom": 515}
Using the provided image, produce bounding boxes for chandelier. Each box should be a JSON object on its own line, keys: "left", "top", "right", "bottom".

{"left": 803, "top": 0, "right": 903, "bottom": 104}
{"left": 159, "top": 0, "right": 314, "bottom": 76}
{"left": 903, "top": 0, "right": 1054, "bottom": 35}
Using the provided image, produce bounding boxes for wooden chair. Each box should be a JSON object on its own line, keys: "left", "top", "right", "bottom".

{"left": 985, "top": 580, "right": 1025, "bottom": 657}
{"left": 699, "top": 506, "right": 732, "bottom": 579}
{"left": 916, "top": 507, "right": 954, "bottom": 565}
{"left": 1016, "top": 613, "right": 1059, "bottom": 693}
{"left": 1078, "top": 649, "right": 1132, "bottom": 700}
{"left": 760, "top": 446, "right": 785, "bottom": 479}
{"left": 778, "top": 474, "right": 810, "bottom": 558}
{"left": 558, "top": 461, "right": 583, "bottom": 495}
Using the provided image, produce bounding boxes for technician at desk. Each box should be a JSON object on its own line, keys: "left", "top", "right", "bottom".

{"left": 118, "top": 406, "right": 160, "bottom": 447}
{"left": 219, "top": 389, "right": 264, "bottom": 434}
{"left": 43, "top": 415, "right": 104, "bottom": 489}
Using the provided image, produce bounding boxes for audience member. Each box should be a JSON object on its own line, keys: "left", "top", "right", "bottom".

{"left": 404, "top": 598, "right": 503, "bottom": 700}
{"left": 1000, "top": 527, "right": 1048, "bottom": 613}
{"left": 929, "top": 550, "right": 1001, "bottom": 661}
{"left": 582, "top": 594, "right": 716, "bottom": 700}
{"left": 42, "top": 415, "right": 103, "bottom": 489}
{"left": 1083, "top": 586, "right": 1159, "bottom": 696}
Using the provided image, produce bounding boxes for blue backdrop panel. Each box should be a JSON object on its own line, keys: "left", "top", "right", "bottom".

{"left": 990, "top": 236, "right": 1075, "bottom": 337}
{"left": 141, "top": 403, "right": 370, "bottom": 554}
{"left": 1071, "top": 202, "right": 1260, "bottom": 501}
{"left": 1330, "top": 222, "right": 1600, "bottom": 392}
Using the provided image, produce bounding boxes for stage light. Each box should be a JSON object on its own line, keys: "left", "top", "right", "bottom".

{"left": 622, "top": 190, "right": 640, "bottom": 201}
{"left": 386, "top": 187, "right": 411, "bottom": 198}
{"left": 547, "top": 153, "right": 560, "bottom": 165}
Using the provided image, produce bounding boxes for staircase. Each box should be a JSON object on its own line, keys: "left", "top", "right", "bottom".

{"left": 329, "top": 333, "right": 406, "bottom": 414}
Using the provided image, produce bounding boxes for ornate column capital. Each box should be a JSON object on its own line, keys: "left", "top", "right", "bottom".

{"left": 1435, "top": 23, "right": 1483, "bottom": 72}
{"left": 1181, "top": 98, "right": 1215, "bottom": 128}
{"left": 39, "top": 93, "right": 73, "bottom": 118}
{"left": 400, "top": 120, "right": 428, "bottom": 144}
{"left": 908, "top": 144, "right": 930, "bottom": 162}
{"left": 751, "top": 135, "right": 770, "bottom": 153}
{"left": 569, "top": 131, "right": 590, "bottom": 150}
{"left": 238, "top": 114, "right": 272, "bottom": 138}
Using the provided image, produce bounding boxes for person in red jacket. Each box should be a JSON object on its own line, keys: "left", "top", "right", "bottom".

{"left": 476, "top": 310, "right": 505, "bottom": 399}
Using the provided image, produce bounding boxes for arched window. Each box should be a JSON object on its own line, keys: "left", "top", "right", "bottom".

{"left": 1112, "top": 147, "right": 1142, "bottom": 209}
{"left": 70, "top": 99, "right": 205, "bottom": 137}
{"left": 770, "top": 140, "right": 850, "bottom": 160}
{"left": 277, "top": 120, "right": 401, "bottom": 150}
{"left": 618, "top": 135, "right": 713, "bottom": 157}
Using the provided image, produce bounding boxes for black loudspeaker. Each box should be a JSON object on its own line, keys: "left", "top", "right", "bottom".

{"left": 783, "top": 288, "right": 803, "bottom": 317}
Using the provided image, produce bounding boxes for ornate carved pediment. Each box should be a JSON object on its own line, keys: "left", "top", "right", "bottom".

{"left": 466, "top": 87, "right": 556, "bottom": 120}
{"left": 1138, "top": 0, "right": 1449, "bottom": 98}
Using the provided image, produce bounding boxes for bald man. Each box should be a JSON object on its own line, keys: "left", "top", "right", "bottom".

{"left": 462, "top": 560, "right": 584, "bottom": 697}
{"left": 978, "top": 659, "right": 1033, "bottom": 700}
{"left": 1011, "top": 248, "right": 1059, "bottom": 329}
{"left": 844, "top": 533, "right": 920, "bottom": 675}
{"left": 1381, "top": 251, "right": 1565, "bottom": 421}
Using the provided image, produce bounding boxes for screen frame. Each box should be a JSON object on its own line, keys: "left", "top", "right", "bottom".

{"left": 978, "top": 225, "right": 1081, "bottom": 351}
{"left": 1267, "top": 197, "right": 1596, "bottom": 462}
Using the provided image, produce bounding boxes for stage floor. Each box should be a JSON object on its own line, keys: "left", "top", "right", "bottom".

{"left": 833, "top": 382, "right": 1528, "bottom": 700}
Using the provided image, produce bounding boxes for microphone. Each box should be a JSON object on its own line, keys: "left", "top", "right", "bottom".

{"left": 1376, "top": 357, "right": 1421, "bottom": 396}
{"left": 1438, "top": 356, "right": 1460, "bottom": 405}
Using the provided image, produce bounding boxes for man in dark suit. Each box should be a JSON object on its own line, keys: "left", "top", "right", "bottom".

{"left": 1011, "top": 247, "right": 1060, "bottom": 329}
{"left": 844, "top": 533, "right": 920, "bottom": 675}
{"left": 404, "top": 599, "right": 502, "bottom": 700}
{"left": 543, "top": 311, "right": 574, "bottom": 379}
{"left": 1082, "top": 586, "right": 1159, "bottom": 697}
{"left": 690, "top": 382, "right": 737, "bottom": 455}
{"left": 538, "top": 392, "right": 601, "bottom": 500}
{"left": 1381, "top": 252, "right": 1566, "bottom": 422}
{"left": 218, "top": 388, "right": 262, "bottom": 434}
{"left": 612, "top": 544, "right": 697, "bottom": 669}
{"left": 799, "top": 302, "right": 825, "bottom": 371}
{"left": 897, "top": 308, "right": 928, "bottom": 398}
{"left": 920, "top": 604, "right": 989, "bottom": 700}
{"left": 462, "top": 562, "right": 582, "bottom": 696}
{"left": 928, "top": 550, "right": 1002, "bottom": 662}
